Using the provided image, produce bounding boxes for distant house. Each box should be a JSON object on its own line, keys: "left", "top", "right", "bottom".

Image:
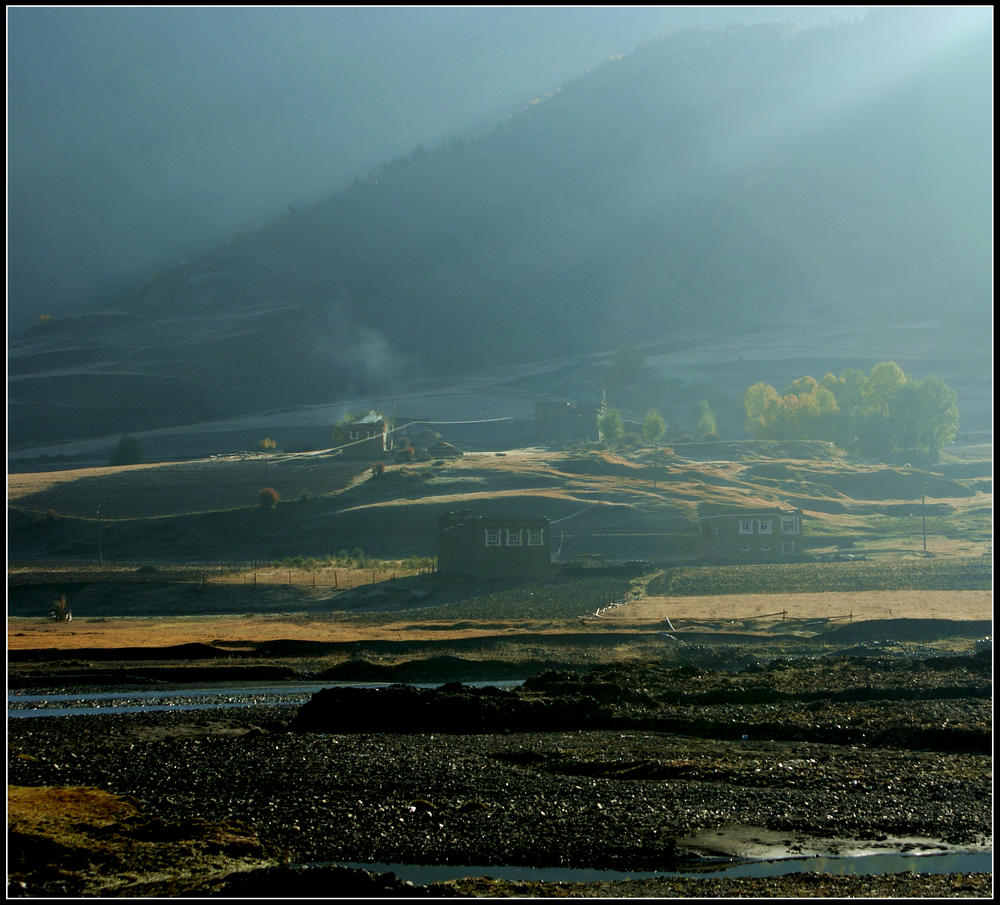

{"left": 337, "top": 411, "right": 388, "bottom": 458}
{"left": 438, "top": 511, "right": 551, "bottom": 579}
{"left": 534, "top": 401, "right": 602, "bottom": 443}
{"left": 698, "top": 507, "right": 803, "bottom": 562}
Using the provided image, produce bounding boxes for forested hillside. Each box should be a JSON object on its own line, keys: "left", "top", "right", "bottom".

{"left": 9, "top": 8, "right": 992, "bottom": 447}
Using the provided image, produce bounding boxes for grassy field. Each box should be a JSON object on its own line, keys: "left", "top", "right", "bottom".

{"left": 8, "top": 443, "right": 993, "bottom": 565}
{"left": 8, "top": 441, "right": 992, "bottom": 659}
{"left": 7, "top": 585, "right": 991, "bottom": 654}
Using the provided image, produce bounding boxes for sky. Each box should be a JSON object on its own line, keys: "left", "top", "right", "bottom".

{"left": 7, "top": 6, "right": 872, "bottom": 333}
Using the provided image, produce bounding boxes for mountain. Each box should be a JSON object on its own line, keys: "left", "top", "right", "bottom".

{"left": 8, "top": 9, "right": 993, "bottom": 449}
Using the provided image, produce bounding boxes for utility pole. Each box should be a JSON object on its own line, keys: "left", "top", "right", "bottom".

{"left": 921, "top": 490, "right": 927, "bottom": 552}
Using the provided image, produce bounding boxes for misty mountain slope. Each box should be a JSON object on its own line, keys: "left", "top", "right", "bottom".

{"left": 9, "top": 9, "right": 992, "bottom": 448}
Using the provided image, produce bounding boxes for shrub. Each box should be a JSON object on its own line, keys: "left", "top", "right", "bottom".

{"left": 701, "top": 431, "right": 721, "bottom": 442}
{"left": 372, "top": 461, "right": 386, "bottom": 478}
{"left": 50, "top": 594, "right": 71, "bottom": 622}
{"left": 258, "top": 487, "right": 280, "bottom": 510}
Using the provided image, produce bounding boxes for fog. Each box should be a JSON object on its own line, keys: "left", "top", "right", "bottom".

{"left": 8, "top": 6, "right": 866, "bottom": 333}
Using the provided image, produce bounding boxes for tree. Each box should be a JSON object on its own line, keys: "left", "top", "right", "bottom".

{"left": 822, "top": 368, "right": 866, "bottom": 447}
{"left": 743, "top": 383, "right": 782, "bottom": 440}
{"left": 258, "top": 487, "right": 280, "bottom": 510}
{"left": 782, "top": 385, "right": 838, "bottom": 441}
{"left": 695, "top": 399, "right": 717, "bottom": 438}
{"left": 642, "top": 409, "right": 666, "bottom": 445}
{"left": 259, "top": 437, "right": 276, "bottom": 451}
{"left": 743, "top": 363, "right": 958, "bottom": 462}
{"left": 893, "top": 375, "right": 959, "bottom": 461}
{"left": 109, "top": 435, "right": 143, "bottom": 466}
{"left": 597, "top": 406, "right": 624, "bottom": 445}
{"left": 861, "top": 361, "right": 906, "bottom": 419}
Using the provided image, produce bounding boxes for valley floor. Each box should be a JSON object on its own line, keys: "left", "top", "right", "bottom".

{"left": 7, "top": 628, "right": 992, "bottom": 898}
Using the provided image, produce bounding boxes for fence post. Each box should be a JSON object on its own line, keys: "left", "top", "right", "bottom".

{"left": 781, "top": 609, "right": 786, "bottom": 622}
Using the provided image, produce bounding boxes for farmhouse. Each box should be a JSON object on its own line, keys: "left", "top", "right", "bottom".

{"left": 698, "top": 507, "right": 803, "bottom": 562}
{"left": 438, "top": 511, "right": 551, "bottom": 579}
{"left": 336, "top": 411, "right": 388, "bottom": 458}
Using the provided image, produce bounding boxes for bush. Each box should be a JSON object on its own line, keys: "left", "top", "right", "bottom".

{"left": 258, "top": 487, "right": 280, "bottom": 510}
{"left": 109, "top": 435, "right": 143, "bottom": 466}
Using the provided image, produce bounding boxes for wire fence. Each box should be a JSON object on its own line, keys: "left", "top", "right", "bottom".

{"left": 9, "top": 560, "right": 437, "bottom": 590}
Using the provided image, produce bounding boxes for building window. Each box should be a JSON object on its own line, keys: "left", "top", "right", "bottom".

{"left": 484, "top": 529, "right": 501, "bottom": 547}
{"left": 780, "top": 517, "right": 799, "bottom": 534}
{"left": 506, "top": 529, "right": 523, "bottom": 546}
{"left": 740, "top": 544, "right": 752, "bottom": 553}
{"left": 527, "top": 528, "right": 544, "bottom": 546}
{"left": 739, "top": 519, "right": 754, "bottom": 535}
{"left": 757, "top": 519, "right": 773, "bottom": 535}
{"left": 781, "top": 540, "right": 796, "bottom": 554}
{"left": 761, "top": 545, "right": 771, "bottom": 552}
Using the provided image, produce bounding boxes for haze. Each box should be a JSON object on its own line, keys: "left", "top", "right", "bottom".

{"left": 9, "top": 5, "right": 871, "bottom": 333}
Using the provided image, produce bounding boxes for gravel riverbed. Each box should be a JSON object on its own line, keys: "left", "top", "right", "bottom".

{"left": 7, "top": 650, "right": 993, "bottom": 897}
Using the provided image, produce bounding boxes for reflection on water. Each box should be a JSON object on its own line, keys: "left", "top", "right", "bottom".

{"left": 335, "top": 851, "right": 991, "bottom": 883}
{"left": 7, "top": 680, "right": 525, "bottom": 718}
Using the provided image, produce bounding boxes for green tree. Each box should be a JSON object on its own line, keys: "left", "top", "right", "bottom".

{"left": 109, "top": 435, "right": 143, "bottom": 466}
{"left": 745, "top": 363, "right": 958, "bottom": 461}
{"left": 782, "top": 384, "right": 839, "bottom": 441}
{"left": 822, "top": 368, "right": 866, "bottom": 447}
{"left": 743, "top": 383, "right": 782, "bottom": 440}
{"left": 861, "top": 361, "right": 906, "bottom": 419}
{"left": 892, "top": 375, "right": 959, "bottom": 461}
{"left": 642, "top": 409, "right": 667, "bottom": 445}
{"left": 598, "top": 406, "right": 624, "bottom": 445}
{"left": 695, "top": 399, "right": 717, "bottom": 438}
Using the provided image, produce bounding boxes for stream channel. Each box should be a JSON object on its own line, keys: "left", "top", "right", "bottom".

{"left": 7, "top": 682, "right": 992, "bottom": 882}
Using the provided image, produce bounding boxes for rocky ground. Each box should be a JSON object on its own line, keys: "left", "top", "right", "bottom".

{"left": 7, "top": 647, "right": 992, "bottom": 898}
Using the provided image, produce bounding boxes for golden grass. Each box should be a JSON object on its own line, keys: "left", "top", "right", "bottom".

{"left": 7, "top": 589, "right": 990, "bottom": 652}
{"left": 595, "top": 589, "right": 992, "bottom": 627}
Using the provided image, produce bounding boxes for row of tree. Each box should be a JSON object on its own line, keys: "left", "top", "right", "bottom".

{"left": 743, "top": 362, "right": 959, "bottom": 462}
{"left": 597, "top": 400, "right": 718, "bottom": 448}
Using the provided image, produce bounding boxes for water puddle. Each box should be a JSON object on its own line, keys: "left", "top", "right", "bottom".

{"left": 333, "top": 851, "right": 991, "bottom": 885}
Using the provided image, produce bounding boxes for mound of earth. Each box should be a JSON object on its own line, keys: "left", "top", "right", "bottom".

{"left": 294, "top": 650, "right": 991, "bottom": 753}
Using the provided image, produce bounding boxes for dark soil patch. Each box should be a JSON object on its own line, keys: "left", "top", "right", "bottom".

{"left": 294, "top": 649, "right": 992, "bottom": 753}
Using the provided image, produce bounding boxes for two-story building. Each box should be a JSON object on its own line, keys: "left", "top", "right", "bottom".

{"left": 698, "top": 507, "right": 803, "bottom": 562}
{"left": 336, "top": 411, "right": 388, "bottom": 458}
{"left": 438, "top": 511, "right": 551, "bottom": 579}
